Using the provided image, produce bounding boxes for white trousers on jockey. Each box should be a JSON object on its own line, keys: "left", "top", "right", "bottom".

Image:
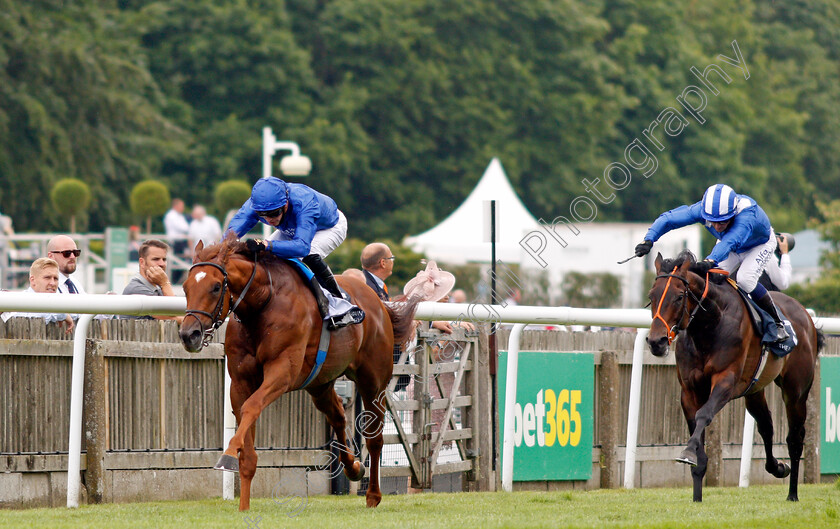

{"left": 716, "top": 229, "right": 777, "bottom": 292}
{"left": 268, "top": 210, "right": 348, "bottom": 259}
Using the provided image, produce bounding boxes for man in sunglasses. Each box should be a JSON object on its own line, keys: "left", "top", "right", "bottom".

{"left": 227, "top": 176, "right": 364, "bottom": 330}
{"left": 46, "top": 235, "right": 86, "bottom": 295}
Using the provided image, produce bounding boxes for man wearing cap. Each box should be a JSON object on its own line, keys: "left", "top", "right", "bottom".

{"left": 634, "top": 183, "right": 789, "bottom": 342}
{"left": 227, "top": 177, "right": 363, "bottom": 330}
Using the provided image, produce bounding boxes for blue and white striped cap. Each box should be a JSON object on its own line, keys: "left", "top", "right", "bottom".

{"left": 701, "top": 184, "right": 738, "bottom": 222}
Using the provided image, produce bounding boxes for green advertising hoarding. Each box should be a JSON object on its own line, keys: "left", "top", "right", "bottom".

{"left": 821, "top": 356, "right": 840, "bottom": 473}
{"left": 498, "top": 351, "right": 594, "bottom": 481}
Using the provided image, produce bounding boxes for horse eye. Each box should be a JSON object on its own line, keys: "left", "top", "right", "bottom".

{"left": 211, "top": 283, "right": 221, "bottom": 294}
{"left": 675, "top": 294, "right": 684, "bottom": 302}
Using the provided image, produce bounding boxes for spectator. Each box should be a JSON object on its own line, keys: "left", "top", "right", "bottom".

{"left": 360, "top": 242, "right": 407, "bottom": 390}
{"left": 121, "top": 239, "right": 182, "bottom": 322}
{"left": 757, "top": 232, "right": 794, "bottom": 292}
{"left": 164, "top": 198, "right": 190, "bottom": 258}
{"left": 341, "top": 268, "right": 366, "bottom": 283}
{"left": 502, "top": 288, "right": 521, "bottom": 307}
{"left": 128, "top": 225, "right": 142, "bottom": 261}
{"left": 46, "top": 235, "right": 86, "bottom": 294}
{"left": 403, "top": 261, "right": 466, "bottom": 334}
{"left": 450, "top": 289, "right": 467, "bottom": 304}
{"left": 187, "top": 204, "right": 223, "bottom": 252}
{"left": 1, "top": 258, "right": 74, "bottom": 333}
{"left": 360, "top": 242, "right": 394, "bottom": 300}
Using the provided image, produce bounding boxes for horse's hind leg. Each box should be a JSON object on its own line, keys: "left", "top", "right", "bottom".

{"left": 309, "top": 383, "right": 365, "bottom": 481}
{"left": 744, "top": 391, "right": 790, "bottom": 480}
{"left": 357, "top": 386, "right": 387, "bottom": 508}
{"left": 782, "top": 387, "right": 810, "bottom": 501}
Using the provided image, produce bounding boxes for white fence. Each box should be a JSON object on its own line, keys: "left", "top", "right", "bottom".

{"left": 1, "top": 294, "right": 839, "bottom": 506}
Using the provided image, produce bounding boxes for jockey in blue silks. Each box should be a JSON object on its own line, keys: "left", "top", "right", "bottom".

{"left": 634, "top": 183, "right": 788, "bottom": 342}
{"left": 227, "top": 177, "right": 363, "bottom": 330}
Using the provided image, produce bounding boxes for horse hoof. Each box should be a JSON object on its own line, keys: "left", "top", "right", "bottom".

{"left": 366, "top": 493, "right": 382, "bottom": 508}
{"left": 215, "top": 454, "right": 239, "bottom": 472}
{"left": 779, "top": 462, "right": 791, "bottom": 479}
{"left": 346, "top": 462, "right": 366, "bottom": 482}
{"left": 787, "top": 495, "right": 799, "bottom": 502}
{"left": 675, "top": 449, "right": 697, "bottom": 466}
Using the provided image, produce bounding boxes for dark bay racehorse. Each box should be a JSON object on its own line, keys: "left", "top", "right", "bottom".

{"left": 647, "top": 251, "right": 823, "bottom": 502}
{"left": 178, "top": 234, "right": 419, "bottom": 510}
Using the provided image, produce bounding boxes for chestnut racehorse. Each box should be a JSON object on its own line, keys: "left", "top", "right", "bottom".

{"left": 178, "top": 234, "right": 419, "bottom": 510}
{"left": 647, "top": 251, "right": 823, "bottom": 502}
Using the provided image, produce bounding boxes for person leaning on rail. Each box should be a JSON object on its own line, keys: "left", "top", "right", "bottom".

{"left": 1, "top": 257, "right": 74, "bottom": 333}
{"left": 634, "top": 183, "right": 788, "bottom": 343}
{"left": 120, "top": 239, "right": 183, "bottom": 323}
{"left": 226, "top": 176, "right": 364, "bottom": 331}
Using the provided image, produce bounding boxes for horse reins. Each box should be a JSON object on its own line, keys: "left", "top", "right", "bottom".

{"left": 184, "top": 253, "right": 264, "bottom": 347}
{"left": 653, "top": 269, "right": 729, "bottom": 345}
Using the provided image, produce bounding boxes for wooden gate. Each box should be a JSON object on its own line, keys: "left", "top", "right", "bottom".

{"left": 370, "top": 327, "right": 493, "bottom": 491}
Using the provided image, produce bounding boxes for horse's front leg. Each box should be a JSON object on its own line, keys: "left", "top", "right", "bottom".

{"left": 678, "top": 373, "right": 735, "bottom": 501}
{"left": 678, "top": 391, "right": 707, "bottom": 502}
{"left": 217, "top": 356, "right": 294, "bottom": 474}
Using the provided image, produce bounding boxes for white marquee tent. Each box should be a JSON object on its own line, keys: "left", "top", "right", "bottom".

{"left": 403, "top": 158, "right": 540, "bottom": 265}
{"left": 403, "top": 158, "right": 702, "bottom": 307}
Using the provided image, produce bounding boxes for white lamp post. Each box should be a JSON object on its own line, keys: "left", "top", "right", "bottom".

{"left": 262, "top": 127, "right": 312, "bottom": 179}
{"left": 261, "top": 127, "right": 312, "bottom": 238}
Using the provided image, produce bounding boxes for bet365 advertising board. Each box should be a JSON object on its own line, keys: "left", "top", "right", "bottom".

{"left": 822, "top": 356, "right": 840, "bottom": 473}
{"left": 498, "top": 351, "right": 594, "bottom": 480}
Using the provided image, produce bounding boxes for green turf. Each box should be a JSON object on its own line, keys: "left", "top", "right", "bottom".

{"left": 2, "top": 483, "right": 839, "bottom": 529}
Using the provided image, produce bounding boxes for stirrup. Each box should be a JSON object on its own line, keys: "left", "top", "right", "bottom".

{"left": 772, "top": 324, "right": 790, "bottom": 343}
{"left": 327, "top": 308, "right": 365, "bottom": 331}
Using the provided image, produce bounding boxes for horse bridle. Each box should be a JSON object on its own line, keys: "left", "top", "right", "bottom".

{"left": 652, "top": 272, "right": 709, "bottom": 345}
{"left": 183, "top": 255, "right": 262, "bottom": 348}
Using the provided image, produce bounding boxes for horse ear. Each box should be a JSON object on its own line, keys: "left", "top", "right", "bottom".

{"left": 193, "top": 241, "right": 204, "bottom": 263}
{"left": 678, "top": 258, "right": 692, "bottom": 275}
{"left": 654, "top": 253, "right": 663, "bottom": 273}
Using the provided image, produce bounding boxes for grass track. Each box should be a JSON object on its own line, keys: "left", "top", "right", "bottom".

{"left": 2, "top": 483, "right": 839, "bottom": 529}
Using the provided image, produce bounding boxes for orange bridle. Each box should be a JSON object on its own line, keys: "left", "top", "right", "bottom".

{"left": 651, "top": 269, "right": 729, "bottom": 345}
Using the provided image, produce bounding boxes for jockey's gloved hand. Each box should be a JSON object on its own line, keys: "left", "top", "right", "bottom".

{"left": 692, "top": 259, "right": 717, "bottom": 275}
{"left": 246, "top": 238, "right": 267, "bottom": 253}
{"left": 635, "top": 240, "right": 653, "bottom": 257}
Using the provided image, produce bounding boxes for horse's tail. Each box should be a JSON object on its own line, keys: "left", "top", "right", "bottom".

{"left": 385, "top": 296, "right": 422, "bottom": 347}
{"left": 816, "top": 326, "right": 826, "bottom": 352}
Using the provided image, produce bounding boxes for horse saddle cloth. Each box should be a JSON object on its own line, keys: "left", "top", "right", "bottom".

{"left": 726, "top": 278, "right": 798, "bottom": 357}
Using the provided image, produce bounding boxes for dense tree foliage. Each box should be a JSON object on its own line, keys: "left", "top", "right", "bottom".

{"left": 2, "top": 0, "right": 839, "bottom": 243}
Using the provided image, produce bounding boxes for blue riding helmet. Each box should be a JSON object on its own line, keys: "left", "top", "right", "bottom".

{"left": 251, "top": 177, "right": 290, "bottom": 212}
{"left": 701, "top": 184, "right": 738, "bottom": 222}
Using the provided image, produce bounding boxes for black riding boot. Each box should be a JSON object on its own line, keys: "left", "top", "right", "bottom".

{"left": 302, "top": 254, "right": 343, "bottom": 299}
{"left": 302, "top": 254, "right": 365, "bottom": 330}
{"left": 755, "top": 293, "right": 790, "bottom": 342}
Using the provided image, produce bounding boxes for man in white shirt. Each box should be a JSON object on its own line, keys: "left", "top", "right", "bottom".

{"left": 46, "top": 235, "right": 86, "bottom": 295}
{"left": 187, "top": 205, "right": 222, "bottom": 252}
{"left": 164, "top": 198, "right": 190, "bottom": 256}
{"left": 759, "top": 232, "right": 794, "bottom": 291}
{"left": 1, "top": 258, "right": 74, "bottom": 333}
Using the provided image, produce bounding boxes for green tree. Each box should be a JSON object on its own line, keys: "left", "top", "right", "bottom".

{"left": 0, "top": 0, "right": 186, "bottom": 232}
{"left": 214, "top": 179, "right": 251, "bottom": 219}
{"left": 51, "top": 179, "right": 91, "bottom": 233}
{"left": 130, "top": 180, "right": 170, "bottom": 233}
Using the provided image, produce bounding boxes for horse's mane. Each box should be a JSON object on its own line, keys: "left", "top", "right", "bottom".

{"left": 660, "top": 250, "right": 697, "bottom": 274}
